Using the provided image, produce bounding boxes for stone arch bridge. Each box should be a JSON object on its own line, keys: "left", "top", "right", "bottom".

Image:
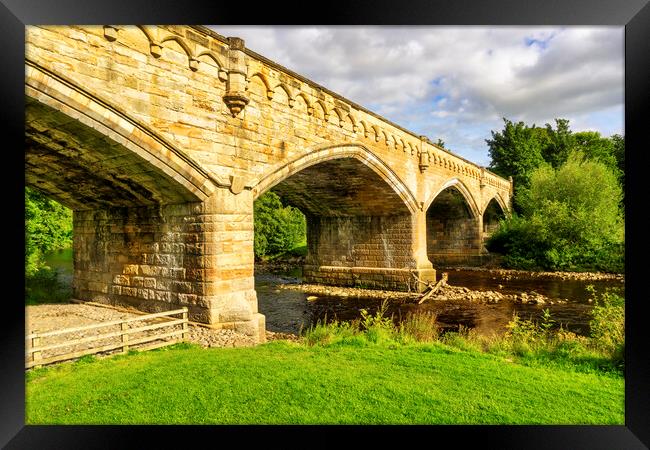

{"left": 25, "top": 25, "right": 512, "bottom": 343}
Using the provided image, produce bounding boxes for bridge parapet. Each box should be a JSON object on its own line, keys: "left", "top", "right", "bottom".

{"left": 94, "top": 25, "right": 510, "bottom": 192}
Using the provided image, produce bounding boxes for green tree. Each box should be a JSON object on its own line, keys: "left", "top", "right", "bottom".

{"left": 610, "top": 134, "right": 625, "bottom": 195}
{"left": 572, "top": 131, "right": 620, "bottom": 177}
{"left": 486, "top": 118, "right": 548, "bottom": 194}
{"left": 25, "top": 187, "right": 73, "bottom": 274}
{"left": 488, "top": 118, "right": 625, "bottom": 210}
{"left": 542, "top": 118, "right": 574, "bottom": 168}
{"left": 253, "top": 191, "right": 306, "bottom": 259}
{"left": 487, "top": 152, "right": 624, "bottom": 272}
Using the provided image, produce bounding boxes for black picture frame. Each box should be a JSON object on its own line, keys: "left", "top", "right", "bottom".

{"left": 2, "top": 1, "right": 648, "bottom": 448}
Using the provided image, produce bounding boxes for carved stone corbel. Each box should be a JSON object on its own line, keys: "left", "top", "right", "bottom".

{"left": 223, "top": 37, "right": 250, "bottom": 118}
{"left": 419, "top": 135, "right": 430, "bottom": 173}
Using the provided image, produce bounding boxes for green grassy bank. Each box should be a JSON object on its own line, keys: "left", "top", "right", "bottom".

{"left": 26, "top": 340, "right": 623, "bottom": 425}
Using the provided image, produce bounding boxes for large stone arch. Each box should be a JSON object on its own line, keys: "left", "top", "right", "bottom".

{"left": 250, "top": 144, "right": 432, "bottom": 291}
{"left": 24, "top": 61, "right": 269, "bottom": 338}
{"left": 25, "top": 60, "right": 218, "bottom": 208}
{"left": 252, "top": 143, "right": 419, "bottom": 215}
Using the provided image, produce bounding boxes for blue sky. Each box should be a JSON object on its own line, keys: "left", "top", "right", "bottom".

{"left": 209, "top": 26, "right": 623, "bottom": 167}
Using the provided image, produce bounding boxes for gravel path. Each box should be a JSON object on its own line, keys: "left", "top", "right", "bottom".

{"left": 26, "top": 303, "right": 299, "bottom": 367}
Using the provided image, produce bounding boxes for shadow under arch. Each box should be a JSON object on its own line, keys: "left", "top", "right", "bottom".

{"left": 482, "top": 195, "right": 510, "bottom": 244}
{"left": 25, "top": 60, "right": 219, "bottom": 208}
{"left": 424, "top": 178, "right": 483, "bottom": 266}
{"left": 424, "top": 178, "right": 481, "bottom": 218}
{"left": 482, "top": 193, "right": 511, "bottom": 217}
{"left": 251, "top": 143, "right": 419, "bottom": 215}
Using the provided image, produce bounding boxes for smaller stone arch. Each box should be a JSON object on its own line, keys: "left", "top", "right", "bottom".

{"left": 371, "top": 125, "right": 382, "bottom": 142}
{"left": 482, "top": 195, "right": 509, "bottom": 246}
{"left": 295, "top": 92, "right": 312, "bottom": 114}
{"left": 135, "top": 25, "right": 157, "bottom": 45}
{"left": 482, "top": 194, "right": 510, "bottom": 218}
{"left": 359, "top": 120, "right": 371, "bottom": 138}
{"left": 196, "top": 50, "right": 226, "bottom": 71}
{"left": 425, "top": 178, "right": 480, "bottom": 218}
{"left": 332, "top": 107, "right": 346, "bottom": 127}
{"left": 314, "top": 99, "right": 330, "bottom": 121}
{"left": 347, "top": 113, "right": 359, "bottom": 133}
{"left": 159, "top": 34, "right": 198, "bottom": 71}
{"left": 272, "top": 82, "right": 295, "bottom": 107}
{"left": 425, "top": 179, "right": 483, "bottom": 266}
{"left": 381, "top": 130, "right": 391, "bottom": 147}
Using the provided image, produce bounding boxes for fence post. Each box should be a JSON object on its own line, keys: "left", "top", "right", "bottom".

{"left": 121, "top": 322, "right": 129, "bottom": 353}
{"left": 182, "top": 308, "right": 188, "bottom": 341}
{"left": 32, "top": 336, "right": 42, "bottom": 369}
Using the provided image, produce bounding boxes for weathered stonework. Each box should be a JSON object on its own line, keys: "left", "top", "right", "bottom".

{"left": 71, "top": 191, "right": 265, "bottom": 343}
{"left": 25, "top": 25, "right": 512, "bottom": 343}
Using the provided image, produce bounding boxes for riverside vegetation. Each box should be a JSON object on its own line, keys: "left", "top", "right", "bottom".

{"left": 485, "top": 118, "right": 624, "bottom": 273}
{"left": 26, "top": 287, "right": 624, "bottom": 424}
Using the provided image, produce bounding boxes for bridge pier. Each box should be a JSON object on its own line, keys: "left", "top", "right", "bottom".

{"left": 72, "top": 188, "right": 265, "bottom": 343}
{"left": 302, "top": 211, "right": 436, "bottom": 292}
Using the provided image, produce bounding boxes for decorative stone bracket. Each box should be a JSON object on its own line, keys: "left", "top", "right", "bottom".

{"left": 418, "top": 135, "right": 430, "bottom": 173}
{"left": 223, "top": 37, "right": 250, "bottom": 118}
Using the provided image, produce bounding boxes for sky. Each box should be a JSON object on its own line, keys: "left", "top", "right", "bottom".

{"left": 209, "top": 26, "right": 624, "bottom": 167}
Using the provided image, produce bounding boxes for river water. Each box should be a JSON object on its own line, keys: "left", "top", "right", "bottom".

{"left": 42, "top": 249, "right": 624, "bottom": 338}
{"left": 256, "top": 266, "right": 624, "bottom": 338}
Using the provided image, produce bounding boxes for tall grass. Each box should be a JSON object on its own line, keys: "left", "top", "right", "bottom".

{"left": 301, "top": 288, "right": 624, "bottom": 375}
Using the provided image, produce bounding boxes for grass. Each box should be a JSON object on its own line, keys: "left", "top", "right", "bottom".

{"left": 25, "top": 339, "right": 623, "bottom": 425}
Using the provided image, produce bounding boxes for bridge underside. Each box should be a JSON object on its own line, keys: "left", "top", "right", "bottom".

{"left": 267, "top": 158, "right": 435, "bottom": 291}
{"left": 25, "top": 98, "right": 199, "bottom": 209}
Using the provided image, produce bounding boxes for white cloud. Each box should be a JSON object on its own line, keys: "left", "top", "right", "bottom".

{"left": 209, "top": 25, "right": 624, "bottom": 165}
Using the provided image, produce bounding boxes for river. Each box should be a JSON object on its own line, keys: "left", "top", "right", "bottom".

{"left": 42, "top": 249, "right": 624, "bottom": 338}
{"left": 255, "top": 266, "right": 624, "bottom": 337}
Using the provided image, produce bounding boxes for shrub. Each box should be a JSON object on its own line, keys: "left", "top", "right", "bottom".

{"left": 359, "top": 300, "right": 395, "bottom": 344}
{"left": 25, "top": 265, "right": 72, "bottom": 305}
{"left": 302, "top": 317, "right": 360, "bottom": 347}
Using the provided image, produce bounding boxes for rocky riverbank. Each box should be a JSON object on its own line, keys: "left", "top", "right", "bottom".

{"left": 441, "top": 266, "right": 624, "bottom": 282}
{"left": 278, "top": 281, "right": 566, "bottom": 306}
